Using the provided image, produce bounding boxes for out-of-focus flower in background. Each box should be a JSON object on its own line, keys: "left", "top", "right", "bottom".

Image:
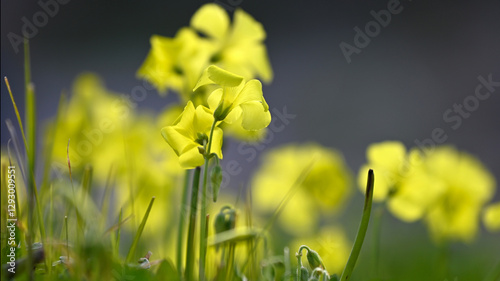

{"left": 483, "top": 202, "right": 500, "bottom": 232}
{"left": 252, "top": 143, "right": 352, "bottom": 236}
{"left": 136, "top": 3, "right": 273, "bottom": 105}
{"left": 422, "top": 147, "right": 495, "bottom": 243}
{"left": 136, "top": 28, "right": 211, "bottom": 101}
{"left": 357, "top": 141, "right": 407, "bottom": 201}
{"left": 190, "top": 3, "right": 273, "bottom": 84}
{"left": 44, "top": 73, "right": 184, "bottom": 252}
{"left": 358, "top": 142, "right": 496, "bottom": 243}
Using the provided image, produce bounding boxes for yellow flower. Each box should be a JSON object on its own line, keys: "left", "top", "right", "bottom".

{"left": 290, "top": 226, "right": 351, "bottom": 275}
{"left": 161, "top": 101, "right": 223, "bottom": 169}
{"left": 221, "top": 122, "right": 267, "bottom": 142}
{"left": 195, "top": 65, "right": 271, "bottom": 131}
{"left": 421, "top": 147, "right": 495, "bottom": 243}
{"left": 252, "top": 143, "right": 352, "bottom": 235}
{"left": 46, "top": 73, "right": 131, "bottom": 180}
{"left": 357, "top": 141, "right": 407, "bottom": 201}
{"left": 359, "top": 142, "right": 496, "bottom": 243}
{"left": 190, "top": 3, "right": 273, "bottom": 83}
{"left": 387, "top": 149, "right": 446, "bottom": 222}
{"left": 483, "top": 202, "right": 500, "bottom": 232}
{"left": 137, "top": 27, "right": 211, "bottom": 100}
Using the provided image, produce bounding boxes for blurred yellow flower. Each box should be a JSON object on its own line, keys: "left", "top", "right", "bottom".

{"left": 483, "top": 202, "right": 500, "bottom": 232}
{"left": 161, "top": 101, "right": 223, "bottom": 169}
{"left": 44, "top": 73, "right": 186, "bottom": 256}
{"left": 137, "top": 28, "right": 211, "bottom": 100}
{"left": 190, "top": 3, "right": 273, "bottom": 83}
{"left": 357, "top": 141, "right": 407, "bottom": 201}
{"left": 290, "top": 226, "right": 351, "bottom": 275}
{"left": 252, "top": 143, "right": 352, "bottom": 236}
{"left": 359, "top": 142, "right": 496, "bottom": 243}
{"left": 422, "top": 147, "right": 495, "bottom": 243}
{"left": 47, "top": 73, "right": 130, "bottom": 179}
{"left": 195, "top": 65, "right": 271, "bottom": 131}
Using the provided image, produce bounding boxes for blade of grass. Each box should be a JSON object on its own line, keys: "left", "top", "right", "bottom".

{"left": 100, "top": 165, "right": 115, "bottom": 223}
{"left": 41, "top": 93, "right": 66, "bottom": 189}
{"left": 4, "top": 78, "right": 28, "bottom": 153}
{"left": 126, "top": 196, "right": 155, "bottom": 263}
{"left": 110, "top": 208, "right": 125, "bottom": 257}
{"left": 65, "top": 216, "right": 69, "bottom": 260}
{"left": 24, "top": 38, "right": 38, "bottom": 278}
{"left": 78, "top": 165, "right": 93, "bottom": 233}
{"left": 339, "top": 169, "right": 375, "bottom": 281}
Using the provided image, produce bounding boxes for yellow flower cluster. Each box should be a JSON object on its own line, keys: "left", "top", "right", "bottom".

{"left": 252, "top": 143, "right": 353, "bottom": 236}
{"left": 358, "top": 141, "right": 496, "bottom": 243}
{"left": 137, "top": 3, "right": 272, "bottom": 102}
{"left": 136, "top": 3, "right": 274, "bottom": 165}
{"left": 161, "top": 64, "right": 271, "bottom": 169}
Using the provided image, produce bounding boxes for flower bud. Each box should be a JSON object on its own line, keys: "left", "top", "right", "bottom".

{"left": 306, "top": 249, "right": 324, "bottom": 269}
{"left": 198, "top": 146, "right": 206, "bottom": 155}
{"left": 299, "top": 266, "right": 309, "bottom": 281}
{"left": 329, "top": 274, "right": 339, "bottom": 281}
{"left": 214, "top": 206, "right": 236, "bottom": 234}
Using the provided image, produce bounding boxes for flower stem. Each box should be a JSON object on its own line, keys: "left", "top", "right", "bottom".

{"left": 370, "top": 204, "right": 384, "bottom": 278}
{"left": 185, "top": 167, "right": 201, "bottom": 281}
{"left": 177, "top": 170, "right": 191, "bottom": 277}
{"left": 199, "top": 119, "right": 217, "bottom": 281}
{"left": 339, "top": 169, "right": 375, "bottom": 281}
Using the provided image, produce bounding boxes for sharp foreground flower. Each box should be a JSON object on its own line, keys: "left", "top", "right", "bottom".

{"left": 161, "top": 101, "right": 223, "bottom": 169}
{"left": 195, "top": 65, "right": 271, "bottom": 131}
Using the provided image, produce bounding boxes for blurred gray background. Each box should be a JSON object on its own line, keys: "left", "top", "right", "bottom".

{"left": 2, "top": 2, "right": 500, "bottom": 278}
{"left": 2, "top": 0, "right": 500, "bottom": 193}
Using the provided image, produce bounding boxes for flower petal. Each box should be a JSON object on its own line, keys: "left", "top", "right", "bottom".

{"left": 207, "top": 88, "right": 223, "bottom": 111}
{"left": 232, "top": 79, "right": 264, "bottom": 106}
{"left": 209, "top": 127, "right": 224, "bottom": 160}
{"left": 230, "top": 8, "right": 266, "bottom": 43}
{"left": 190, "top": 3, "right": 229, "bottom": 41}
{"left": 194, "top": 105, "right": 215, "bottom": 132}
{"left": 194, "top": 65, "right": 244, "bottom": 90}
{"left": 179, "top": 146, "right": 205, "bottom": 169}
{"left": 161, "top": 126, "right": 193, "bottom": 156}
{"left": 239, "top": 101, "right": 271, "bottom": 131}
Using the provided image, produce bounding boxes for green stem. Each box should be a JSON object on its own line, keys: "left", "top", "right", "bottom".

{"left": 199, "top": 118, "right": 217, "bottom": 281}
{"left": 371, "top": 204, "right": 384, "bottom": 278}
{"left": 185, "top": 167, "right": 201, "bottom": 281}
{"left": 177, "top": 170, "right": 191, "bottom": 277}
{"left": 296, "top": 254, "right": 303, "bottom": 281}
{"left": 24, "top": 38, "right": 35, "bottom": 281}
{"left": 339, "top": 169, "right": 375, "bottom": 281}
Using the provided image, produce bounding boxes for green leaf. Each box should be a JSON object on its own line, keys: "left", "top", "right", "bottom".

{"left": 126, "top": 197, "right": 155, "bottom": 263}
